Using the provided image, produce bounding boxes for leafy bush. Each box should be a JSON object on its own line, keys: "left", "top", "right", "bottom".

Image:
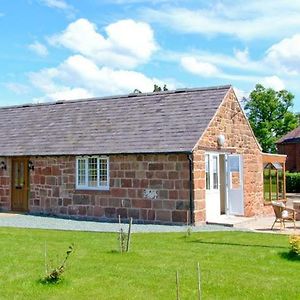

{"left": 286, "top": 172, "right": 300, "bottom": 193}
{"left": 289, "top": 235, "right": 300, "bottom": 255}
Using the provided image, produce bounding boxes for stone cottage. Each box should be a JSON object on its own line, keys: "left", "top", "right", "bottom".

{"left": 0, "top": 85, "right": 283, "bottom": 224}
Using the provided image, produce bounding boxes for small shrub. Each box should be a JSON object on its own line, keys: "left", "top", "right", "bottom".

{"left": 42, "top": 244, "right": 74, "bottom": 284}
{"left": 186, "top": 226, "right": 192, "bottom": 237}
{"left": 286, "top": 172, "right": 300, "bottom": 193}
{"left": 118, "top": 228, "right": 128, "bottom": 253}
{"left": 118, "top": 217, "right": 133, "bottom": 253}
{"left": 289, "top": 235, "right": 300, "bottom": 255}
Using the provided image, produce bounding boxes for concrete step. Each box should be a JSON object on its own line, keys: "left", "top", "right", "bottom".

{"left": 206, "top": 215, "right": 257, "bottom": 228}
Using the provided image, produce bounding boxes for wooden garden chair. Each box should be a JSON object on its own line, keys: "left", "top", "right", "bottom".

{"left": 271, "top": 201, "right": 296, "bottom": 230}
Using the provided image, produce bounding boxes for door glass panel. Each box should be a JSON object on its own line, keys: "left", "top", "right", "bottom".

{"left": 212, "top": 156, "right": 218, "bottom": 189}
{"left": 205, "top": 154, "right": 210, "bottom": 190}
{"left": 229, "top": 156, "right": 241, "bottom": 189}
{"left": 19, "top": 162, "right": 24, "bottom": 187}
{"left": 14, "top": 163, "right": 19, "bottom": 187}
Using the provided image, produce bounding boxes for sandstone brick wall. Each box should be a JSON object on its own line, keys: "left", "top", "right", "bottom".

{"left": 28, "top": 154, "right": 190, "bottom": 224}
{"left": 193, "top": 88, "right": 271, "bottom": 223}
{"left": 0, "top": 158, "right": 11, "bottom": 211}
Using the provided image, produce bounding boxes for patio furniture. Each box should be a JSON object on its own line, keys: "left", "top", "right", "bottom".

{"left": 293, "top": 200, "right": 300, "bottom": 221}
{"left": 271, "top": 201, "right": 296, "bottom": 230}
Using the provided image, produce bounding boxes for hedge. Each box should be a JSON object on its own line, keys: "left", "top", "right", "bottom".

{"left": 286, "top": 172, "right": 300, "bottom": 193}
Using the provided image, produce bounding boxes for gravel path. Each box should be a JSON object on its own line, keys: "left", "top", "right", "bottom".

{"left": 0, "top": 212, "right": 237, "bottom": 233}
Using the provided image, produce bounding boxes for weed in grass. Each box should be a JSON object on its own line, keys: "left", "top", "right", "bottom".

{"left": 186, "top": 226, "right": 192, "bottom": 237}
{"left": 118, "top": 217, "right": 132, "bottom": 253}
{"left": 41, "top": 244, "right": 74, "bottom": 284}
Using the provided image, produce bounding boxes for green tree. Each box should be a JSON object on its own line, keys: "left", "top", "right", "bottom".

{"left": 244, "top": 84, "right": 299, "bottom": 153}
{"left": 153, "top": 84, "right": 168, "bottom": 92}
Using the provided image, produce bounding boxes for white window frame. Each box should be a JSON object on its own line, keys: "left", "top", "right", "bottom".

{"left": 76, "top": 155, "right": 109, "bottom": 191}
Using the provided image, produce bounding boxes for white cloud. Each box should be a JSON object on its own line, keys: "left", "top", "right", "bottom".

{"left": 41, "top": 0, "right": 71, "bottom": 10}
{"left": 265, "top": 34, "right": 300, "bottom": 75}
{"left": 40, "top": 0, "right": 75, "bottom": 18}
{"left": 4, "top": 82, "right": 30, "bottom": 95}
{"left": 180, "top": 55, "right": 259, "bottom": 82}
{"left": 29, "top": 55, "right": 173, "bottom": 101}
{"left": 142, "top": 2, "right": 300, "bottom": 40}
{"left": 181, "top": 56, "right": 220, "bottom": 77}
{"left": 28, "top": 41, "right": 49, "bottom": 56}
{"left": 234, "top": 48, "right": 249, "bottom": 64}
{"left": 260, "top": 76, "right": 285, "bottom": 91}
{"left": 48, "top": 18, "right": 157, "bottom": 68}
{"left": 233, "top": 87, "right": 249, "bottom": 102}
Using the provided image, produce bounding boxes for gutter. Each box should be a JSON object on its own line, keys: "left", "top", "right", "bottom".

{"left": 188, "top": 153, "right": 194, "bottom": 225}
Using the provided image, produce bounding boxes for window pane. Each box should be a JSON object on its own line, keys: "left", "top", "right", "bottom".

{"left": 229, "top": 156, "right": 239, "bottom": 172}
{"left": 99, "top": 158, "right": 108, "bottom": 186}
{"left": 263, "top": 167, "right": 270, "bottom": 201}
{"left": 205, "top": 154, "right": 210, "bottom": 190}
{"left": 271, "top": 169, "right": 277, "bottom": 200}
{"left": 88, "top": 157, "right": 98, "bottom": 187}
{"left": 278, "top": 170, "right": 283, "bottom": 199}
{"left": 77, "top": 158, "right": 86, "bottom": 186}
{"left": 212, "top": 156, "right": 218, "bottom": 189}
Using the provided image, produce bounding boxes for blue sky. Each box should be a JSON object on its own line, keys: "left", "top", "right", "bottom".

{"left": 0, "top": 0, "right": 299, "bottom": 111}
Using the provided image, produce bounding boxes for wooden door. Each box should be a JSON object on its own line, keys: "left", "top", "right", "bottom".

{"left": 11, "top": 157, "right": 29, "bottom": 211}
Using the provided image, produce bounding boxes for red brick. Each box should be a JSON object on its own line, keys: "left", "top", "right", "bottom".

{"left": 125, "top": 171, "right": 135, "bottom": 178}
{"left": 172, "top": 211, "right": 187, "bottom": 223}
{"left": 156, "top": 210, "right": 171, "bottom": 222}
{"left": 149, "top": 163, "right": 163, "bottom": 170}
{"left": 162, "top": 200, "right": 175, "bottom": 210}
{"left": 147, "top": 209, "right": 155, "bottom": 220}
{"left": 94, "top": 206, "right": 104, "bottom": 217}
{"left": 105, "top": 207, "right": 116, "bottom": 218}
{"left": 155, "top": 171, "right": 168, "bottom": 179}
{"left": 163, "top": 180, "right": 174, "bottom": 189}
{"left": 132, "top": 199, "right": 151, "bottom": 208}
{"left": 168, "top": 171, "right": 179, "bottom": 180}
{"left": 128, "top": 208, "right": 139, "bottom": 219}
{"left": 120, "top": 163, "right": 131, "bottom": 170}
{"left": 128, "top": 189, "right": 137, "bottom": 198}
{"left": 111, "top": 188, "right": 127, "bottom": 198}
{"left": 116, "top": 208, "right": 128, "bottom": 218}
{"left": 149, "top": 179, "right": 162, "bottom": 188}
{"left": 169, "top": 190, "right": 178, "bottom": 199}
{"left": 121, "top": 179, "right": 132, "bottom": 188}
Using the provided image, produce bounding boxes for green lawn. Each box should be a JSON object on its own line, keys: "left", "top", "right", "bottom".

{"left": 0, "top": 228, "right": 299, "bottom": 299}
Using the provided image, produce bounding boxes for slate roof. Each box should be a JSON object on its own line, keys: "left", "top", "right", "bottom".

{"left": 0, "top": 85, "right": 231, "bottom": 156}
{"left": 276, "top": 126, "right": 300, "bottom": 144}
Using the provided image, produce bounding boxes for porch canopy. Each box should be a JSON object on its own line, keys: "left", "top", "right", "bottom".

{"left": 262, "top": 153, "right": 287, "bottom": 202}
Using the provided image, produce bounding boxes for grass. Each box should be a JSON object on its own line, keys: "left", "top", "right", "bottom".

{"left": 0, "top": 228, "right": 299, "bottom": 299}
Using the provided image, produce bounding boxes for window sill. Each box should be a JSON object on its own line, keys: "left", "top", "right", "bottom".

{"left": 75, "top": 187, "right": 110, "bottom": 192}
{"left": 264, "top": 199, "right": 286, "bottom": 206}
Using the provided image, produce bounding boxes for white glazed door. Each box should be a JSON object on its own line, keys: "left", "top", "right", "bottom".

{"left": 227, "top": 154, "right": 244, "bottom": 215}
{"left": 205, "top": 153, "right": 220, "bottom": 220}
